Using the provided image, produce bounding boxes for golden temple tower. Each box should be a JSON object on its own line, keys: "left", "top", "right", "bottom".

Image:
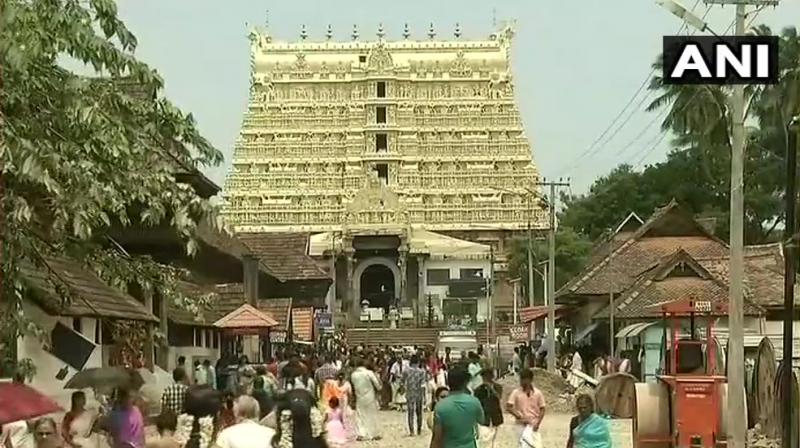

{"left": 222, "top": 22, "right": 548, "bottom": 235}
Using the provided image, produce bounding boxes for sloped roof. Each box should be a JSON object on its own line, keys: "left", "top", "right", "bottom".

{"left": 214, "top": 303, "right": 278, "bottom": 328}
{"left": 237, "top": 233, "right": 329, "bottom": 281}
{"left": 699, "top": 255, "right": 799, "bottom": 308}
{"left": 292, "top": 307, "right": 315, "bottom": 342}
{"left": 407, "top": 229, "right": 492, "bottom": 260}
{"left": 257, "top": 298, "right": 292, "bottom": 331}
{"left": 22, "top": 256, "right": 157, "bottom": 322}
{"left": 171, "top": 281, "right": 245, "bottom": 326}
{"left": 559, "top": 200, "right": 728, "bottom": 298}
{"left": 595, "top": 250, "right": 763, "bottom": 319}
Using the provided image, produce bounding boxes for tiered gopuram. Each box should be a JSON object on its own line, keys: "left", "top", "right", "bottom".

{"left": 222, "top": 23, "right": 548, "bottom": 235}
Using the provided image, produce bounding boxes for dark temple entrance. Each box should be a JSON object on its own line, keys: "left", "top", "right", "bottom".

{"left": 360, "top": 264, "right": 395, "bottom": 310}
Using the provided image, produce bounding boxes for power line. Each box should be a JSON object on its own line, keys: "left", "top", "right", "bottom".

{"left": 554, "top": 1, "right": 705, "bottom": 177}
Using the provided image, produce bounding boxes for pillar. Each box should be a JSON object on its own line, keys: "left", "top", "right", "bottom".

{"left": 156, "top": 292, "right": 169, "bottom": 369}
{"left": 243, "top": 255, "right": 260, "bottom": 305}
{"left": 398, "top": 244, "right": 408, "bottom": 307}
{"left": 143, "top": 289, "right": 154, "bottom": 370}
{"left": 345, "top": 237, "right": 358, "bottom": 320}
{"left": 416, "top": 255, "right": 425, "bottom": 326}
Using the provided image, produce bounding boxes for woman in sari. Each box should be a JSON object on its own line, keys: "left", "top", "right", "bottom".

{"left": 566, "top": 394, "right": 612, "bottom": 448}
{"left": 62, "top": 391, "right": 108, "bottom": 448}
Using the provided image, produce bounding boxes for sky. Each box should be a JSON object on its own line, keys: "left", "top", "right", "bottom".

{"left": 116, "top": 0, "right": 799, "bottom": 193}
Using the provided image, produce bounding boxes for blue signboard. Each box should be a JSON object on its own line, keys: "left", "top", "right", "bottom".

{"left": 316, "top": 312, "right": 333, "bottom": 329}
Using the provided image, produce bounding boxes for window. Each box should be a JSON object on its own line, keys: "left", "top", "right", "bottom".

{"left": 377, "top": 81, "right": 386, "bottom": 98}
{"left": 376, "top": 134, "right": 387, "bottom": 152}
{"left": 194, "top": 327, "right": 203, "bottom": 347}
{"left": 359, "top": 55, "right": 367, "bottom": 63}
{"left": 376, "top": 106, "right": 387, "bottom": 124}
{"left": 427, "top": 269, "right": 450, "bottom": 286}
{"left": 212, "top": 331, "right": 219, "bottom": 349}
{"left": 72, "top": 318, "right": 83, "bottom": 334}
{"left": 459, "top": 268, "right": 484, "bottom": 279}
{"left": 374, "top": 164, "right": 388, "bottom": 185}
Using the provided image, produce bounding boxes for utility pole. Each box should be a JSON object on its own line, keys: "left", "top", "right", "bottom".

{"left": 526, "top": 194, "right": 536, "bottom": 343}
{"left": 700, "top": 2, "right": 767, "bottom": 446}
{"left": 608, "top": 229, "right": 615, "bottom": 358}
{"left": 782, "top": 116, "right": 798, "bottom": 448}
{"left": 538, "top": 178, "right": 570, "bottom": 372}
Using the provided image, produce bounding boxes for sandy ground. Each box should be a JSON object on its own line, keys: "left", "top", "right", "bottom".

{"left": 357, "top": 410, "right": 633, "bottom": 448}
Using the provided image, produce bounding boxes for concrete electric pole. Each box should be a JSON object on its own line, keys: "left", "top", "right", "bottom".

{"left": 538, "top": 179, "right": 570, "bottom": 372}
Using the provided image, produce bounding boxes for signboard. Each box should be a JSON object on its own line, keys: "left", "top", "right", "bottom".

{"left": 316, "top": 312, "right": 333, "bottom": 329}
{"left": 270, "top": 331, "right": 287, "bottom": 343}
{"left": 438, "top": 330, "right": 476, "bottom": 337}
{"left": 509, "top": 324, "right": 530, "bottom": 342}
{"left": 694, "top": 301, "right": 712, "bottom": 313}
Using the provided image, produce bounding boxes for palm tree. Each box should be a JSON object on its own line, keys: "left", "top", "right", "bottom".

{"left": 646, "top": 25, "right": 800, "bottom": 242}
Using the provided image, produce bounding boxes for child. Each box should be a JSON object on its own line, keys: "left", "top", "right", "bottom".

{"left": 325, "top": 397, "right": 350, "bottom": 448}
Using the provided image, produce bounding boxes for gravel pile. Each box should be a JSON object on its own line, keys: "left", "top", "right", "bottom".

{"left": 499, "top": 368, "right": 578, "bottom": 414}
{"left": 747, "top": 425, "right": 780, "bottom": 448}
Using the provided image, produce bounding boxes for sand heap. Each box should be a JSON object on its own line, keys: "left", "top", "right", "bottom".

{"left": 498, "top": 368, "right": 578, "bottom": 414}
{"left": 746, "top": 425, "right": 780, "bottom": 448}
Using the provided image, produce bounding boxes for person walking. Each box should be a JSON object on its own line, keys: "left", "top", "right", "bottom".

{"left": 567, "top": 394, "right": 612, "bottom": 448}
{"left": 466, "top": 353, "right": 482, "bottom": 393}
{"left": 350, "top": 357, "right": 382, "bottom": 441}
{"left": 401, "top": 355, "right": 428, "bottom": 436}
{"left": 215, "top": 396, "right": 275, "bottom": 448}
{"left": 473, "top": 369, "right": 503, "bottom": 448}
{"left": 505, "top": 368, "right": 546, "bottom": 448}
{"left": 429, "top": 366, "right": 483, "bottom": 448}
{"left": 160, "top": 368, "right": 189, "bottom": 416}
{"left": 103, "top": 388, "right": 145, "bottom": 448}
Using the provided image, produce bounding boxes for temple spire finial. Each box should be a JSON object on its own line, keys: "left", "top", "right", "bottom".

{"left": 265, "top": 9, "right": 269, "bottom": 29}
{"left": 300, "top": 24, "right": 308, "bottom": 41}
{"left": 377, "top": 23, "right": 385, "bottom": 40}
{"left": 402, "top": 23, "right": 411, "bottom": 40}
{"left": 454, "top": 22, "right": 462, "bottom": 39}
{"left": 326, "top": 24, "right": 333, "bottom": 41}
{"left": 352, "top": 24, "right": 359, "bottom": 41}
{"left": 428, "top": 22, "right": 436, "bottom": 40}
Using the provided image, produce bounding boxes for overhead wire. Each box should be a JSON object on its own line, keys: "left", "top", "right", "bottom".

{"left": 553, "top": 0, "right": 703, "bottom": 178}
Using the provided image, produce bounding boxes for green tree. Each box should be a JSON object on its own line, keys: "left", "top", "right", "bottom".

{"left": 507, "top": 227, "right": 592, "bottom": 303}
{"left": 1, "top": 0, "right": 222, "bottom": 371}
{"left": 561, "top": 25, "right": 799, "bottom": 245}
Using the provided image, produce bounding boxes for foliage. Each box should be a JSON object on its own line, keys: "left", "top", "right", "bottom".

{"left": 561, "top": 26, "right": 799, "bottom": 244}
{"left": 507, "top": 227, "right": 592, "bottom": 302}
{"left": 0, "top": 0, "right": 223, "bottom": 371}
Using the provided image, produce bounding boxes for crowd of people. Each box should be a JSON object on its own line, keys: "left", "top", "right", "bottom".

{"left": 1, "top": 343, "right": 615, "bottom": 448}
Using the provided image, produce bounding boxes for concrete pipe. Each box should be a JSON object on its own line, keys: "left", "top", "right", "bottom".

{"left": 633, "top": 382, "right": 671, "bottom": 448}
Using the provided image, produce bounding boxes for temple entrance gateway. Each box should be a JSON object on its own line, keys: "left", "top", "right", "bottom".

{"left": 360, "top": 264, "right": 395, "bottom": 310}
{"left": 353, "top": 256, "right": 401, "bottom": 312}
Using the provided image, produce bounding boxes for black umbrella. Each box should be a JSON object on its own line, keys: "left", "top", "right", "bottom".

{"left": 64, "top": 367, "right": 144, "bottom": 390}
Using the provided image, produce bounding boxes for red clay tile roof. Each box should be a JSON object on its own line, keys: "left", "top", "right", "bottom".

{"left": 559, "top": 201, "right": 728, "bottom": 298}
{"left": 22, "top": 256, "right": 158, "bottom": 322}
{"left": 519, "top": 305, "right": 569, "bottom": 324}
{"left": 237, "top": 233, "right": 329, "bottom": 281}
{"left": 214, "top": 303, "right": 278, "bottom": 328}
{"left": 699, "top": 256, "right": 799, "bottom": 309}
{"left": 257, "top": 298, "right": 292, "bottom": 331}
{"left": 292, "top": 307, "right": 315, "bottom": 342}
{"left": 595, "top": 250, "right": 763, "bottom": 319}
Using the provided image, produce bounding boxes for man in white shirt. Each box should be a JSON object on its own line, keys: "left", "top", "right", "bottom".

{"left": 216, "top": 396, "right": 275, "bottom": 448}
